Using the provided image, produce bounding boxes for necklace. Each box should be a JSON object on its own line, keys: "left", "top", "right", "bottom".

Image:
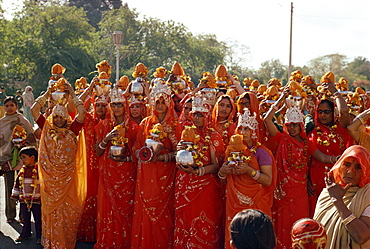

{"left": 191, "top": 127, "right": 214, "bottom": 167}
{"left": 19, "top": 163, "right": 38, "bottom": 212}
{"left": 316, "top": 124, "right": 337, "bottom": 146}
{"left": 287, "top": 139, "right": 308, "bottom": 170}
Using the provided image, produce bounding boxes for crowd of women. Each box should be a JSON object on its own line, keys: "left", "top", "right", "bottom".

{"left": 1, "top": 60, "right": 370, "bottom": 249}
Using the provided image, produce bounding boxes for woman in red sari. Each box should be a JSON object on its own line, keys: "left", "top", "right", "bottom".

{"left": 211, "top": 95, "right": 236, "bottom": 147}
{"left": 219, "top": 108, "right": 276, "bottom": 249}
{"left": 93, "top": 88, "right": 136, "bottom": 248}
{"left": 174, "top": 93, "right": 225, "bottom": 248}
{"left": 308, "top": 79, "right": 353, "bottom": 217}
{"left": 131, "top": 83, "right": 179, "bottom": 249}
{"left": 264, "top": 88, "right": 337, "bottom": 249}
{"left": 77, "top": 83, "right": 108, "bottom": 242}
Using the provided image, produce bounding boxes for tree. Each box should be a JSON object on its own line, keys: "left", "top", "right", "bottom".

{"left": 257, "top": 59, "right": 287, "bottom": 84}
{"left": 67, "top": 0, "right": 122, "bottom": 30}
{"left": 307, "top": 53, "right": 348, "bottom": 81}
{"left": 8, "top": 2, "right": 96, "bottom": 93}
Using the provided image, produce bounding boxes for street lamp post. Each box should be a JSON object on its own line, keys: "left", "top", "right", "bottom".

{"left": 112, "top": 31, "right": 124, "bottom": 85}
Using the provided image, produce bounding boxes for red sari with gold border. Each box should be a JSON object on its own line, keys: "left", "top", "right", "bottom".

{"left": 131, "top": 115, "right": 178, "bottom": 249}
{"left": 93, "top": 118, "right": 137, "bottom": 248}
{"left": 272, "top": 131, "right": 318, "bottom": 249}
{"left": 174, "top": 128, "right": 225, "bottom": 249}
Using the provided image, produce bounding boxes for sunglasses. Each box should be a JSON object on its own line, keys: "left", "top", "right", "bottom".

{"left": 317, "top": 110, "right": 332, "bottom": 115}
{"left": 110, "top": 102, "right": 124, "bottom": 108}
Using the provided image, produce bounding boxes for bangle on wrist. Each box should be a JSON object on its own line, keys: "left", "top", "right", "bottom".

{"left": 251, "top": 170, "right": 260, "bottom": 180}
{"left": 218, "top": 171, "right": 227, "bottom": 180}
{"left": 342, "top": 213, "right": 356, "bottom": 226}
{"left": 98, "top": 142, "right": 106, "bottom": 150}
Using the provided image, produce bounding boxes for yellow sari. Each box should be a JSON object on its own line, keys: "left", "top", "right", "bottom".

{"left": 38, "top": 115, "right": 86, "bottom": 249}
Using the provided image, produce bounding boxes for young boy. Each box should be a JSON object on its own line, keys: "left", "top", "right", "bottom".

{"left": 11, "top": 146, "right": 41, "bottom": 244}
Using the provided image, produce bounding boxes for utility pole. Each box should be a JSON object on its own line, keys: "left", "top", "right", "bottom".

{"left": 288, "top": 2, "right": 293, "bottom": 78}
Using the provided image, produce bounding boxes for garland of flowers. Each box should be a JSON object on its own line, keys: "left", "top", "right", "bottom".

{"left": 111, "top": 125, "right": 129, "bottom": 146}
{"left": 287, "top": 139, "right": 308, "bottom": 170}
{"left": 221, "top": 120, "right": 233, "bottom": 144}
{"left": 148, "top": 127, "right": 168, "bottom": 141}
{"left": 316, "top": 124, "right": 337, "bottom": 146}
{"left": 185, "top": 127, "right": 214, "bottom": 167}
{"left": 19, "top": 163, "right": 38, "bottom": 212}
{"left": 227, "top": 142, "right": 261, "bottom": 163}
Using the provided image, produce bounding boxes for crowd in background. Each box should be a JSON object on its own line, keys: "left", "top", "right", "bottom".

{"left": 1, "top": 60, "right": 370, "bottom": 249}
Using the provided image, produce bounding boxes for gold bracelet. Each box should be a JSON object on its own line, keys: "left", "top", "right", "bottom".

{"left": 35, "top": 95, "right": 47, "bottom": 107}
{"left": 342, "top": 214, "right": 356, "bottom": 226}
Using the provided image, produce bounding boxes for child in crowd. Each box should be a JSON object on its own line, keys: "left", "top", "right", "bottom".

{"left": 11, "top": 146, "right": 41, "bottom": 244}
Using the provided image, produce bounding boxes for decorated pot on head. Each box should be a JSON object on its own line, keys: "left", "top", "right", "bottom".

{"left": 166, "top": 62, "right": 187, "bottom": 95}
{"left": 130, "top": 62, "right": 148, "bottom": 96}
{"left": 214, "top": 64, "right": 230, "bottom": 88}
{"left": 51, "top": 78, "right": 69, "bottom": 105}
{"left": 291, "top": 218, "right": 327, "bottom": 249}
{"left": 263, "top": 85, "right": 280, "bottom": 106}
{"left": 285, "top": 80, "right": 306, "bottom": 109}
{"left": 74, "top": 77, "right": 89, "bottom": 95}
{"left": 139, "top": 123, "right": 166, "bottom": 162}
{"left": 109, "top": 124, "right": 128, "bottom": 157}
{"left": 176, "top": 126, "right": 200, "bottom": 167}
{"left": 94, "top": 72, "right": 111, "bottom": 96}
{"left": 48, "top": 63, "right": 66, "bottom": 87}
{"left": 117, "top": 75, "right": 129, "bottom": 92}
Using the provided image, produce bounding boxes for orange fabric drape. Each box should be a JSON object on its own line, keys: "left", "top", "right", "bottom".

{"left": 224, "top": 145, "right": 277, "bottom": 249}
{"left": 38, "top": 116, "right": 86, "bottom": 249}
{"left": 174, "top": 128, "right": 225, "bottom": 248}
{"left": 77, "top": 112, "right": 100, "bottom": 242}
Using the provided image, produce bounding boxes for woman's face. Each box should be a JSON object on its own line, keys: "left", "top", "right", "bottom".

{"left": 95, "top": 103, "right": 107, "bottom": 118}
{"left": 339, "top": 157, "right": 363, "bottom": 186}
{"left": 286, "top": 123, "right": 301, "bottom": 138}
{"left": 238, "top": 97, "right": 250, "bottom": 113}
{"left": 4, "top": 101, "right": 17, "bottom": 115}
{"left": 53, "top": 115, "right": 67, "bottom": 128}
{"left": 155, "top": 97, "right": 168, "bottom": 115}
{"left": 183, "top": 102, "right": 192, "bottom": 120}
{"left": 110, "top": 102, "right": 124, "bottom": 117}
{"left": 317, "top": 102, "right": 334, "bottom": 125}
{"left": 237, "top": 126, "right": 252, "bottom": 143}
{"left": 218, "top": 98, "right": 232, "bottom": 119}
{"left": 192, "top": 112, "right": 205, "bottom": 128}
{"left": 130, "top": 104, "right": 142, "bottom": 119}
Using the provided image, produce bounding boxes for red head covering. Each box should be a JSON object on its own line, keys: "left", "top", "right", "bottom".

{"left": 291, "top": 218, "right": 327, "bottom": 249}
{"left": 331, "top": 145, "right": 370, "bottom": 187}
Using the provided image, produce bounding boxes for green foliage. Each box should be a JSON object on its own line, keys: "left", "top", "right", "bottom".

{"left": 257, "top": 59, "right": 287, "bottom": 85}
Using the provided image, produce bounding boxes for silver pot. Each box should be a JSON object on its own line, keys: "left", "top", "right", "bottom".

{"left": 102, "top": 84, "right": 111, "bottom": 95}
{"left": 110, "top": 146, "right": 124, "bottom": 157}
{"left": 172, "top": 77, "right": 186, "bottom": 90}
{"left": 285, "top": 96, "right": 304, "bottom": 109}
{"left": 176, "top": 149, "right": 194, "bottom": 166}
{"left": 201, "top": 88, "right": 217, "bottom": 106}
{"left": 95, "top": 85, "right": 104, "bottom": 96}
{"left": 145, "top": 138, "right": 163, "bottom": 155}
{"left": 131, "top": 78, "right": 144, "bottom": 95}
{"left": 216, "top": 80, "right": 228, "bottom": 88}
{"left": 51, "top": 91, "right": 66, "bottom": 101}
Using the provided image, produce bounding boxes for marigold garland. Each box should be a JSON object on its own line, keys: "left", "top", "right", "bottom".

{"left": 287, "top": 139, "right": 308, "bottom": 169}
{"left": 19, "top": 163, "right": 38, "bottom": 211}
{"left": 316, "top": 124, "right": 337, "bottom": 146}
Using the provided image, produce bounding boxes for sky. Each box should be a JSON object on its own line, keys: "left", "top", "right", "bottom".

{"left": 2, "top": 0, "right": 370, "bottom": 70}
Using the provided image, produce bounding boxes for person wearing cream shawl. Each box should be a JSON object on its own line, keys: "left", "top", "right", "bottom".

{"left": 314, "top": 145, "right": 370, "bottom": 248}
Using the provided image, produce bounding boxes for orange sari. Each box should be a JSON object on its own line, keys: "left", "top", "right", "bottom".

{"left": 174, "top": 128, "right": 225, "bottom": 249}
{"left": 131, "top": 115, "right": 178, "bottom": 249}
{"left": 77, "top": 112, "right": 100, "bottom": 242}
{"left": 38, "top": 115, "right": 86, "bottom": 249}
{"left": 93, "top": 118, "right": 137, "bottom": 248}
{"left": 225, "top": 145, "right": 277, "bottom": 249}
